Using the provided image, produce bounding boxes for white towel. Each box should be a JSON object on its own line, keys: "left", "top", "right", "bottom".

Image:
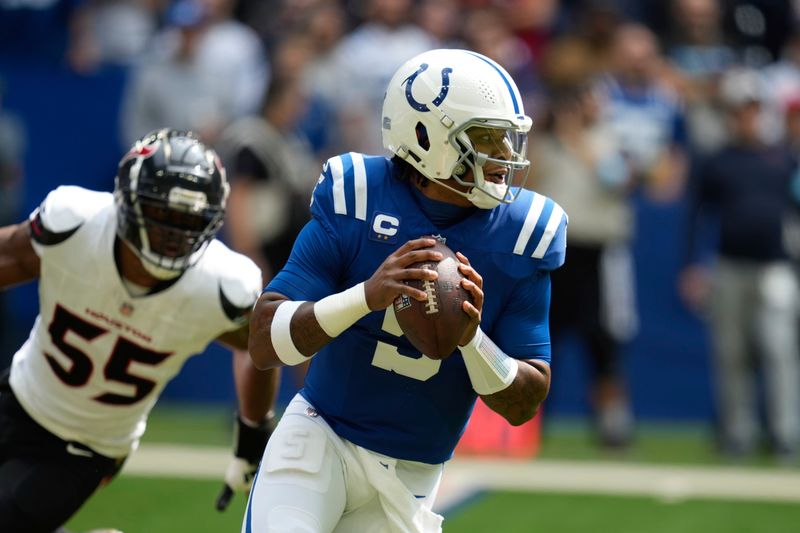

{"left": 353, "top": 446, "right": 443, "bottom": 533}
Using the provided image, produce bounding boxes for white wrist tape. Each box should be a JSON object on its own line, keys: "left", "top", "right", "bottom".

{"left": 271, "top": 300, "right": 310, "bottom": 366}
{"left": 313, "top": 282, "right": 371, "bottom": 338}
{"left": 460, "top": 328, "right": 518, "bottom": 395}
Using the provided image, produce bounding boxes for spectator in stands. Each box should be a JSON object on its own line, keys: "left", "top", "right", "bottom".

{"left": 121, "top": 0, "right": 222, "bottom": 144}
{"left": 552, "top": 0, "right": 623, "bottom": 77}
{"left": 784, "top": 96, "right": 800, "bottom": 154}
{"left": 217, "top": 76, "right": 320, "bottom": 392}
{"left": 121, "top": 0, "right": 268, "bottom": 145}
{"left": 532, "top": 78, "right": 637, "bottom": 448}
{"left": 664, "top": 0, "right": 737, "bottom": 155}
{"left": 541, "top": 0, "right": 624, "bottom": 128}
{"left": 500, "top": 0, "right": 562, "bottom": 67}
{"left": 461, "top": 5, "right": 541, "bottom": 116}
{"left": 326, "top": 0, "right": 436, "bottom": 154}
{"left": 723, "top": 0, "right": 794, "bottom": 67}
{"left": 763, "top": 32, "right": 800, "bottom": 144}
{"left": 216, "top": 76, "right": 319, "bottom": 281}
{"left": 680, "top": 68, "right": 800, "bottom": 460}
{"left": 298, "top": 0, "right": 349, "bottom": 158}
{"left": 67, "top": 0, "right": 161, "bottom": 73}
{"left": 597, "top": 23, "right": 689, "bottom": 201}
{"left": 665, "top": 0, "right": 735, "bottom": 81}
{"left": 195, "top": 0, "right": 269, "bottom": 119}
{"left": 417, "top": 0, "right": 463, "bottom": 49}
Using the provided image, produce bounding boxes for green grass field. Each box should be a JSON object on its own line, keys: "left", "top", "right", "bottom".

{"left": 67, "top": 479, "right": 800, "bottom": 533}
{"left": 139, "top": 404, "right": 783, "bottom": 467}
{"left": 64, "top": 404, "right": 800, "bottom": 533}
{"left": 445, "top": 491, "right": 800, "bottom": 533}
{"left": 67, "top": 477, "right": 248, "bottom": 533}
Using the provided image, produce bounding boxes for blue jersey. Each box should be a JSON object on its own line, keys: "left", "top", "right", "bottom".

{"left": 267, "top": 153, "right": 567, "bottom": 464}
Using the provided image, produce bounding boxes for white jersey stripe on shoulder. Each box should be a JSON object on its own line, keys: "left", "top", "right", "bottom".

{"left": 532, "top": 204, "right": 565, "bottom": 259}
{"left": 351, "top": 153, "right": 368, "bottom": 221}
{"left": 330, "top": 156, "right": 347, "bottom": 215}
{"left": 513, "top": 193, "right": 546, "bottom": 255}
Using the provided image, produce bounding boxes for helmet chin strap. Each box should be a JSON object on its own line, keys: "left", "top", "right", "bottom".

{"left": 120, "top": 237, "right": 184, "bottom": 281}
{"left": 141, "top": 259, "right": 183, "bottom": 280}
{"left": 127, "top": 219, "right": 186, "bottom": 280}
{"left": 465, "top": 166, "right": 505, "bottom": 209}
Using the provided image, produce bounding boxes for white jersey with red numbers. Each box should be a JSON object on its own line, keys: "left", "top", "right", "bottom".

{"left": 9, "top": 186, "right": 261, "bottom": 458}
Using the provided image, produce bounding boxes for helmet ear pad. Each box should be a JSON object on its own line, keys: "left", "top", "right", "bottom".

{"left": 415, "top": 122, "right": 431, "bottom": 151}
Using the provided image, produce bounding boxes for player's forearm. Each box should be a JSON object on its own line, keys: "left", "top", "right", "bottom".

{"left": 233, "top": 349, "right": 280, "bottom": 421}
{"left": 481, "top": 360, "right": 550, "bottom": 426}
{"left": 459, "top": 328, "right": 551, "bottom": 425}
{"left": 248, "top": 293, "right": 338, "bottom": 370}
{"left": 250, "top": 284, "right": 372, "bottom": 369}
{"left": 0, "top": 222, "right": 40, "bottom": 289}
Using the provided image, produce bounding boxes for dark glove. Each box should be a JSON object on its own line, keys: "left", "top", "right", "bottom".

{"left": 215, "top": 412, "right": 276, "bottom": 511}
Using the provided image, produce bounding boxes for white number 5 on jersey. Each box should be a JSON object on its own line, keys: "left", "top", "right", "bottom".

{"left": 371, "top": 307, "right": 441, "bottom": 381}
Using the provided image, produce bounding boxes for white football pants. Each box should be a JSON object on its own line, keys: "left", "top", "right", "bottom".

{"left": 242, "top": 394, "right": 444, "bottom": 533}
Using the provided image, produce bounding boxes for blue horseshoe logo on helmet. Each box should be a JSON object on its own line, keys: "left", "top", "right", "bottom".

{"left": 403, "top": 63, "right": 453, "bottom": 112}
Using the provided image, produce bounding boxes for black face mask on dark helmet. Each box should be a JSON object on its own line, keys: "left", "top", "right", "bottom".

{"left": 114, "top": 128, "right": 229, "bottom": 280}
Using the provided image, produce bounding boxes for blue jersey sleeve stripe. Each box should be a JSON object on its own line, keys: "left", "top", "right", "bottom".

{"left": 330, "top": 155, "right": 347, "bottom": 215}
{"left": 309, "top": 174, "right": 322, "bottom": 209}
{"left": 351, "top": 152, "right": 368, "bottom": 221}
{"left": 532, "top": 203, "right": 565, "bottom": 259}
{"left": 524, "top": 198, "right": 554, "bottom": 256}
{"left": 513, "top": 193, "right": 545, "bottom": 255}
{"left": 340, "top": 152, "right": 353, "bottom": 216}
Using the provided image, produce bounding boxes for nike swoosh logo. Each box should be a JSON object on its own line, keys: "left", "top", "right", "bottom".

{"left": 66, "top": 443, "right": 94, "bottom": 458}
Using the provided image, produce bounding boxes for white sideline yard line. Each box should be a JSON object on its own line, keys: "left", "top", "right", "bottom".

{"left": 437, "top": 458, "right": 800, "bottom": 508}
{"left": 125, "top": 444, "right": 230, "bottom": 479}
{"left": 125, "top": 444, "right": 800, "bottom": 510}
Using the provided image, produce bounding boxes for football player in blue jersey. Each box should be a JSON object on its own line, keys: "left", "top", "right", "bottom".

{"left": 244, "top": 49, "right": 567, "bottom": 533}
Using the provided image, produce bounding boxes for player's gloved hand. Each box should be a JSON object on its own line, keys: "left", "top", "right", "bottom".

{"left": 215, "top": 412, "right": 276, "bottom": 511}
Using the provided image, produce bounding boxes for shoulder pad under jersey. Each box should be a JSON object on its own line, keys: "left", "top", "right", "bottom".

{"left": 507, "top": 190, "right": 568, "bottom": 271}
{"left": 205, "top": 240, "right": 263, "bottom": 325}
{"left": 29, "top": 186, "right": 112, "bottom": 247}
{"left": 310, "top": 152, "right": 389, "bottom": 233}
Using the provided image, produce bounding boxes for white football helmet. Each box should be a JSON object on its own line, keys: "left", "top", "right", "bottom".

{"left": 382, "top": 49, "right": 533, "bottom": 209}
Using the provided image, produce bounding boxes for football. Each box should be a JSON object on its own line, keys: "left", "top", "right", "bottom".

{"left": 393, "top": 238, "right": 473, "bottom": 359}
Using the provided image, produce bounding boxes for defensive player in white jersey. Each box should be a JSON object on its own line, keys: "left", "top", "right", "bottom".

{"left": 243, "top": 49, "right": 567, "bottom": 532}
{"left": 0, "top": 129, "right": 279, "bottom": 532}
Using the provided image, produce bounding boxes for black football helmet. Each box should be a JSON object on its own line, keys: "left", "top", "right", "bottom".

{"left": 115, "top": 128, "right": 229, "bottom": 279}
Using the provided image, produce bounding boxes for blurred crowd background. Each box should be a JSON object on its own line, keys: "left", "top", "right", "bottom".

{"left": 3, "top": 0, "right": 800, "bottom": 460}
